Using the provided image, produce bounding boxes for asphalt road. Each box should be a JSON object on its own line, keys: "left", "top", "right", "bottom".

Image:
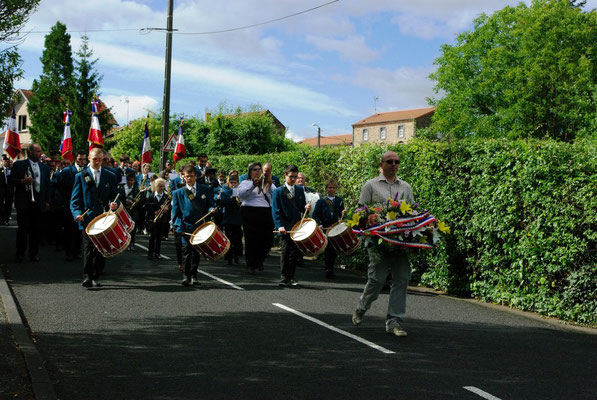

{"left": 1, "top": 223, "right": 596, "bottom": 400}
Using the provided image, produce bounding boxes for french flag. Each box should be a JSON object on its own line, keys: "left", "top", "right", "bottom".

{"left": 87, "top": 98, "right": 103, "bottom": 150}
{"left": 2, "top": 108, "right": 20, "bottom": 159}
{"left": 59, "top": 109, "right": 73, "bottom": 162}
{"left": 141, "top": 121, "right": 151, "bottom": 164}
{"left": 173, "top": 116, "right": 186, "bottom": 162}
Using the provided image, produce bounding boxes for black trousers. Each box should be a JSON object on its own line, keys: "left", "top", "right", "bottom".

{"left": 224, "top": 224, "right": 243, "bottom": 260}
{"left": 174, "top": 232, "right": 183, "bottom": 264}
{"left": 82, "top": 231, "right": 106, "bottom": 280}
{"left": 56, "top": 208, "right": 76, "bottom": 256}
{"left": 0, "top": 188, "right": 13, "bottom": 223}
{"left": 148, "top": 221, "right": 168, "bottom": 255}
{"left": 16, "top": 206, "right": 42, "bottom": 258}
{"left": 182, "top": 239, "right": 200, "bottom": 278}
{"left": 324, "top": 245, "right": 338, "bottom": 271}
{"left": 279, "top": 235, "right": 301, "bottom": 281}
{"left": 241, "top": 206, "right": 274, "bottom": 269}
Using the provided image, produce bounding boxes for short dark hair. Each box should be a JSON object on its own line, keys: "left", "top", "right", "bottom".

{"left": 325, "top": 179, "right": 338, "bottom": 188}
{"left": 119, "top": 154, "right": 130, "bottom": 162}
{"left": 197, "top": 153, "right": 207, "bottom": 159}
{"left": 126, "top": 172, "right": 136, "bottom": 180}
{"left": 183, "top": 165, "right": 197, "bottom": 175}
{"left": 285, "top": 164, "right": 299, "bottom": 174}
{"left": 75, "top": 149, "right": 88, "bottom": 157}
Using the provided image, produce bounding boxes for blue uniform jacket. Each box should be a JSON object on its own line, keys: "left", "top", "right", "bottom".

{"left": 312, "top": 196, "right": 345, "bottom": 228}
{"left": 219, "top": 185, "right": 242, "bottom": 226}
{"left": 171, "top": 183, "right": 214, "bottom": 242}
{"left": 271, "top": 185, "right": 307, "bottom": 231}
{"left": 9, "top": 159, "right": 51, "bottom": 208}
{"left": 70, "top": 167, "right": 120, "bottom": 230}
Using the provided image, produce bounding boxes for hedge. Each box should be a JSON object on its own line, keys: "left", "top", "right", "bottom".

{"left": 177, "top": 138, "right": 596, "bottom": 325}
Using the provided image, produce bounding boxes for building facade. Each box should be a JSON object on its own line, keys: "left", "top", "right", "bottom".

{"left": 352, "top": 107, "right": 435, "bottom": 147}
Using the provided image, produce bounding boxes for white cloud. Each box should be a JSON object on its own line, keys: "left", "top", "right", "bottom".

{"left": 102, "top": 95, "right": 159, "bottom": 126}
{"left": 305, "top": 35, "right": 378, "bottom": 62}
{"left": 350, "top": 66, "right": 436, "bottom": 111}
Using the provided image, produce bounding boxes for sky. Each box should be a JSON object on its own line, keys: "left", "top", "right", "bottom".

{"left": 11, "top": 0, "right": 597, "bottom": 142}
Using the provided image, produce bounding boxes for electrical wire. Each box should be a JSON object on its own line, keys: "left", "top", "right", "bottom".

{"left": 22, "top": 0, "right": 340, "bottom": 36}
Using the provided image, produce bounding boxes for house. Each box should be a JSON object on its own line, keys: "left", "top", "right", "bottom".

{"left": 1, "top": 89, "right": 118, "bottom": 158}
{"left": 352, "top": 107, "right": 435, "bottom": 146}
{"left": 299, "top": 134, "right": 353, "bottom": 147}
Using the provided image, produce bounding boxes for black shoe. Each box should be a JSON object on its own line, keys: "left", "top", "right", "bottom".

{"left": 278, "top": 279, "right": 289, "bottom": 287}
{"left": 325, "top": 270, "right": 336, "bottom": 279}
{"left": 289, "top": 279, "right": 300, "bottom": 287}
{"left": 30, "top": 256, "right": 40, "bottom": 262}
{"left": 181, "top": 275, "right": 190, "bottom": 286}
{"left": 148, "top": 254, "right": 154, "bottom": 260}
{"left": 82, "top": 279, "right": 93, "bottom": 288}
{"left": 191, "top": 276, "right": 200, "bottom": 286}
{"left": 92, "top": 280, "right": 102, "bottom": 287}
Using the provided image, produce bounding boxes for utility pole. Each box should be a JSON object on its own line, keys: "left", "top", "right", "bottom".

{"left": 374, "top": 96, "right": 379, "bottom": 113}
{"left": 159, "top": 0, "right": 174, "bottom": 171}
{"left": 317, "top": 125, "right": 321, "bottom": 148}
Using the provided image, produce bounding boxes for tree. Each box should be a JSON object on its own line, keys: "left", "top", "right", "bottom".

{"left": 27, "top": 22, "right": 74, "bottom": 152}
{"left": 0, "top": 0, "right": 40, "bottom": 116}
{"left": 71, "top": 35, "right": 109, "bottom": 151}
{"left": 429, "top": 0, "right": 597, "bottom": 141}
{"left": 108, "top": 114, "right": 164, "bottom": 170}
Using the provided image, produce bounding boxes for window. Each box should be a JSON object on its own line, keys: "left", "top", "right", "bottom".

{"left": 363, "top": 128, "right": 368, "bottom": 141}
{"left": 380, "top": 126, "right": 386, "bottom": 140}
{"left": 18, "top": 115, "right": 27, "bottom": 131}
{"left": 398, "top": 125, "right": 404, "bottom": 138}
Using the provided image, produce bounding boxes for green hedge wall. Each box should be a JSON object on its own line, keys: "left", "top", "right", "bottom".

{"left": 178, "top": 138, "right": 596, "bottom": 325}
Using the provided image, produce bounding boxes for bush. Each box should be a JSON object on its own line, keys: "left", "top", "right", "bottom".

{"left": 175, "top": 138, "right": 596, "bottom": 325}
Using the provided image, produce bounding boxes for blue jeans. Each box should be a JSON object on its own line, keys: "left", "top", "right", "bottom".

{"left": 357, "top": 242, "right": 411, "bottom": 329}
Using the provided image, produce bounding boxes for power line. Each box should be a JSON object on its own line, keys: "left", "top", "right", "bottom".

{"left": 21, "top": 0, "right": 340, "bottom": 36}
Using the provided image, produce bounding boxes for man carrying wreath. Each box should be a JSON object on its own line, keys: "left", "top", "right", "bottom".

{"left": 352, "top": 151, "right": 415, "bottom": 337}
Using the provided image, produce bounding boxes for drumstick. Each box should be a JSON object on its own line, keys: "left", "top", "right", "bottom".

{"left": 113, "top": 193, "right": 120, "bottom": 203}
{"left": 194, "top": 209, "right": 216, "bottom": 225}
{"left": 80, "top": 209, "right": 90, "bottom": 218}
{"left": 298, "top": 208, "right": 309, "bottom": 228}
{"left": 273, "top": 230, "right": 300, "bottom": 233}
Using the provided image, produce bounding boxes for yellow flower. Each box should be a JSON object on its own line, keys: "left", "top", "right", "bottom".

{"left": 438, "top": 221, "right": 451, "bottom": 234}
{"left": 419, "top": 236, "right": 428, "bottom": 243}
{"left": 346, "top": 213, "right": 361, "bottom": 228}
{"left": 386, "top": 211, "right": 397, "bottom": 221}
{"left": 399, "top": 201, "right": 413, "bottom": 215}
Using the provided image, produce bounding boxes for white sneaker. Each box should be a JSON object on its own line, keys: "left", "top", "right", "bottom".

{"left": 386, "top": 325, "right": 407, "bottom": 337}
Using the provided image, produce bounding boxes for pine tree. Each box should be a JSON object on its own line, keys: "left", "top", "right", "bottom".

{"left": 27, "top": 21, "right": 74, "bottom": 153}
{"left": 71, "top": 35, "right": 104, "bottom": 151}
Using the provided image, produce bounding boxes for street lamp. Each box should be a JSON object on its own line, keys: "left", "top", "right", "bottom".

{"left": 311, "top": 123, "right": 321, "bottom": 148}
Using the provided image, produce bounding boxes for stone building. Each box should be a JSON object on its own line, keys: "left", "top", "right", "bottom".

{"left": 352, "top": 107, "right": 435, "bottom": 146}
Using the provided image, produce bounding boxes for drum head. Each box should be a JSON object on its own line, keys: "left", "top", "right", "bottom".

{"left": 327, "top": 222, "right": 348, "bottom": 237}
{"left": 191, "top": 223, "right": 215, "bottom": 245}
{"left": 88, "top": 213, "right": 116, "bottom": 234}
{"left": 292, "top": 219, "right": 316, "bottom": 241}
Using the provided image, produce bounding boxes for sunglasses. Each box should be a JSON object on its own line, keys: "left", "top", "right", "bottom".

{"left": 384, "top": 160, "right": 400, "bottom": 165}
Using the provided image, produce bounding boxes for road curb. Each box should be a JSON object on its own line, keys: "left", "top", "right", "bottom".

{"left": 0, "top": 267, "right": 58, "bottom": 400}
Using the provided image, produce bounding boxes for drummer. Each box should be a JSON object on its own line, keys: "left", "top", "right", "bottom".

{"left": 70, "top": 147, "right": 120, "bottom": 289}
{"left": 118, "top": 172, "right": 141, "bottom": 251}
{"left": 271, "top": 164, "right": 311, "bottom": 287}
{"left": 171, "top": 165, "right": 215, "bottom": 286}
{"left": 312, "top": 179, "right": 346, "bottom": 279}
{"left": 145, "top": 178, "right": 171, "bottom": 260}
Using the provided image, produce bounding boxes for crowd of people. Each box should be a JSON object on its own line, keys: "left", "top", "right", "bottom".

{"left": 2, "top": 144, "right": 415, "bottom": 337}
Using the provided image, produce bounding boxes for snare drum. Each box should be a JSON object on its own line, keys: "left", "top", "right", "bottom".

{"left": 190, "top": 222, "right": 230, "bottom": 260}
{"left": 326, "top": 221, "right": 361, "bottom": 255}
{"left": 85, "top": 212, "right": 131, "bottom": 258}
{"left": 290, "top": 218, "right": 328, "bottom": 257}
{"left": 115, "top": 203, "right": 135, "bottom": 233}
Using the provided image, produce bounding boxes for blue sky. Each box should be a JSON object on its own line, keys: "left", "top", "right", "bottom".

{"left": 12, "top": 0, "right": 597, "bottom": 141}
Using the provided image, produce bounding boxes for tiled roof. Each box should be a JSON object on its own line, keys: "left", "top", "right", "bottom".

{"left": 353, "top": 107, "right": 435, "bottom": 127}
{"left": 300, "top": 134, "right": 353, "bottom": 146}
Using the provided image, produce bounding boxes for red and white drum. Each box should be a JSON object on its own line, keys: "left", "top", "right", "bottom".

{"left": 115, "top": 203, "right": 135, "bottom": 233}
{"left": 291, "top": 218, "right": 328, "bottom": 257}
{"left": 85, "top": 212, "right": 131, "bottom": 258}
{"left": 191, "top": 222, "right": 230, "bottom": 261}
{"left": 326, "top": 221, "right": 361, "bottom": 255}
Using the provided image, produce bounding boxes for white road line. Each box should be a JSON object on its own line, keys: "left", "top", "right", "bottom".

{"left": 463, "top": 386, "right": 502, "bottom": 400}
{"left": 0, "top": 226, "right": 17, "bottom": 229}
{"left": 272, "top": 303, "right": 395, "bottom": 354}
{"left": 198, "top": 270, "right": 244, "bottom": 291}
{"left": 134, "top": 243, "right": 172, "bottom": 260}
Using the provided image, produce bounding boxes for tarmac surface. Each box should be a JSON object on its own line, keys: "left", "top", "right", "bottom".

{"left": 1, "top": 218, "right": 596, "bottom": 400}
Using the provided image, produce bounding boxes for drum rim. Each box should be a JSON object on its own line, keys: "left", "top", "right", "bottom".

{"left": 85, "top": 211, "right": 118, "bottom": 236}
{"left": 190, "top": 221, "right": 217, "bottom": 244}
{"left": 325, "top": 220, "right": 349, "bottom": 238}
{"left": 290, "top": 218, "right": 316, "bottom": 241}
